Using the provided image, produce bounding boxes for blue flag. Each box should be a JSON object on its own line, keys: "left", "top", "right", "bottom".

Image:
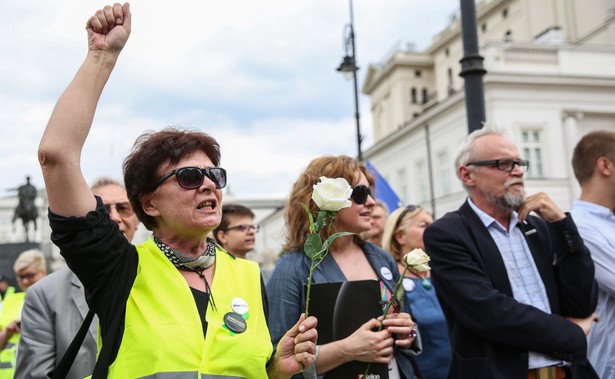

{"left": 365, "top": 160, "right": 404, "bottom": 212}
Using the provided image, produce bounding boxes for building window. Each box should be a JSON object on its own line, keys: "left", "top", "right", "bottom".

{"left": 504, "top": 30, "right": 513, "bottom": 42}
{"left": 445, "top": 47, "right": 450, "bottom": 57}
{"left": 411, "top": 87, "right": 417, "bottom": 104}
{"left": 397, "top": 168, "right": 408, "bottom": 204}
{"left": 481, "top": 23, "right": 487, "bottom": 33}
{"left": 502, "top": 7, "right": 509, "bottom": 18}
{"left": 437, "top": 151, "right": 451, "bottom": 195}
{"left": 415, "top": 70, "right": 422, "bottom": 78}
{"left": 422, "top": 88, "right": 429, "bottom": 104}
{"left": 416, "top": 160, "right": 429, "bottom": 202}
{"left": 521, "top": 130, "right": 544, "bottom": 178}
{"left": 447, "top": 68, "right": 455, "bottom": 95}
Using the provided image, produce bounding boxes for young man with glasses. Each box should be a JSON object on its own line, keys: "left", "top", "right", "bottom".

{"left": 423, "top": 127, "right": 599, "bottom": 379}
{"left": 0, "top": 249, "right": 47, "bottom": 378}
{"left": 214, "top": 204, "right": 259, "bottom": 259}
{"left": 15, "top": 178, "right": 139, "bottom": 379}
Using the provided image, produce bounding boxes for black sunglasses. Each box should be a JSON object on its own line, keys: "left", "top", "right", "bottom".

{"left": 156, "top": 166, "right": 227, "bottom": 189}
{"left": 467, "top": 159, "right": 529, "bottom": 173}
{"left": 350, "top": 185, "right": 373, "bottom": 205}
{"left": 394, "top": 204, "right": 421, "bottom": 230}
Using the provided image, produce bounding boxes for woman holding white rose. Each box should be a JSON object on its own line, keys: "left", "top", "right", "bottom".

{"left": 382, "top": 206, "right": 452, "bottom": 379}
{"left": 266, "top": 155, "right": 421, "bottom": 379}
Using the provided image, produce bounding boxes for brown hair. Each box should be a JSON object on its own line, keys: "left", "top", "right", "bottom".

{"left": 283, "top": 155, "right": 374, "bottom": 252}
{"left": 572, "top": 130, "right": 615, "bottom": 186}
{"left": 123, "top": 127, "right": 221, "bottom": 230}
{"left": 214, "top": 204, "right": 255, "bottom": 239}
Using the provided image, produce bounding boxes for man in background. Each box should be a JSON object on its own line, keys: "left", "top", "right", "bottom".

{"left": 570, "top": 130, "right": 615, "bottom": 378}
{"left": 424, "top": 127, "right": 598, "bottom": 378}
{"left": 15, "top": 178, "right": 139, "bottom": 379}
{"left": 364, "top": 200, "right": 388, "bottom": 247}
{"left": 214, "top": 204, "right": 258, "bottom": 259}
{"left": 0, "top": 249, "right": 47, "bottom": 378}
{"left": 0, "top": 276, "right": 14, "bottom": 305}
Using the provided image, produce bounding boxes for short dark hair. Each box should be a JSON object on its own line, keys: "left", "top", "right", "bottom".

{"left": 123, "top": 127, "right": 221, "bottom": 230}
{"left": 572, "top": 130, "right": 615, "bottom": 186}
{"left": 213, "top": 204, "right": 255, "bottom": 238}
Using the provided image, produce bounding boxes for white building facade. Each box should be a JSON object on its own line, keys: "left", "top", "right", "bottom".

{"left": 362, "top": 0, "right": 615, "bottom": 217}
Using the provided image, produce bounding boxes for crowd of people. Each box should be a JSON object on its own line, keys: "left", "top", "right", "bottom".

{"left": 0, "top": 3, "right": 612, "bottom": 379}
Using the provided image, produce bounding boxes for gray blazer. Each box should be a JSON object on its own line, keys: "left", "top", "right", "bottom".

{"left": 15, "top": 267, "right": 97, "bottom": 379}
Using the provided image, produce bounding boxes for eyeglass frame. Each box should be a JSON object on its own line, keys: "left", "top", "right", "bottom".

{"left": 351, "top": 185, "right": 373, "bottom": 205}
{"left": 17, "top": 270, "right": 42, "bottom": 281}
{"left": 466, "top": 159, "right": 529, "bottom": 173}
{"left": 104, "top": 201, "right": 134, "bottom": 217}
{"left": 393, "top": 205, "right": 422, "bottom": 231}
{"left": 155, "top": 166, "right": 227, "bottom": 189}
{"left": 224, "top": 224, "right": 260, "bottom": 233}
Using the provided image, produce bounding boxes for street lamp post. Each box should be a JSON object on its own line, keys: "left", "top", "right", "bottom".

{"left": 336, "top": 0, "right": 362, "bottom": 162}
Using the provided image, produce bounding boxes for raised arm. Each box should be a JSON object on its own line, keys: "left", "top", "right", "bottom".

{"left": 38, "top": 3, "right": 131, "bottom": 217}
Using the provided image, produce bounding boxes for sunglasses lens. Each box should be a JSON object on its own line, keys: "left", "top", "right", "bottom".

{"left": 177, "top": 168, "right": 204, "bottom": 189}
{"left": 207, "top": 168, "right": 227, "bottom": 189}
{"left": 115, "top": 202, "right": 134, "bottom": 217}
{"left": 351, "top": 185, "right": 370, "bottom": 204}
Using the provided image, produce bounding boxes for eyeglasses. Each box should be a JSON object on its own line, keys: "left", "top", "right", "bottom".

{"left": 18, "top": 271, "right": 40, "bottom": 281}
{"left": 225, "top": 224, "right": 260, "bottom": 233}
{"left": 466, "top": 159, "right": 529, "bottom": 173}
{"left": 394, "top": 205, "right": 421, "bottom": 230}
{"left": 104, "top": 202, "right": 134, "bottom": 217}
{"left": 156, "top": 167, "right": 227, "bottom": 189}
{"left": 351, "top": 185, "right": 373, "bottom": 205}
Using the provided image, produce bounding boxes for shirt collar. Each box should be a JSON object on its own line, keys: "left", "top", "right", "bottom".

{"left": 467, "top": 197, "right": 520, "bottom": 232}
{"left": 573, "top": 199, "right": 615, "bottom": 220}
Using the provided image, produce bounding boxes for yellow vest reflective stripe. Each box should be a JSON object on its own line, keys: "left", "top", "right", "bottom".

{"left": 107, "top": 239, "right": 272, "bottom": 378}
{"left": 138, "top": 373, "right": 246, "bottom": 378}
{"left": 0, "top": 292, "right": 25, "bottom": 379}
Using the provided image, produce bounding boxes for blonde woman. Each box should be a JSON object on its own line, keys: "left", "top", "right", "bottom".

{"left": 382, "top": 205, "right": 451, "bottom": 379}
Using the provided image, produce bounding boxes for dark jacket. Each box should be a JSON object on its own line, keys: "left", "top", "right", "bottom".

{"left": 423, "top": 200, "right": 598, "bottom": 379}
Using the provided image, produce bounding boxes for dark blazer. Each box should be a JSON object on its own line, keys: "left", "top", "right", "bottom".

{"left": 423, "top": 200, "right": 599, "bottom": 379}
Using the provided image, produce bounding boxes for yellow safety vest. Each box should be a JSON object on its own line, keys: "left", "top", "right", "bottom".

{"left": 106, "top": 239, "right": 273, "bottom": 378}
{"left": 0, "top": 292, "right": 25, "bottom": 379}
{"left": 0, "top": 287, "right": 15, "bottom": 302}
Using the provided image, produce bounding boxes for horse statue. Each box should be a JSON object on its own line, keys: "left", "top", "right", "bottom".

{"left": 12, "top": 176, "right": 39, "bottom": 242}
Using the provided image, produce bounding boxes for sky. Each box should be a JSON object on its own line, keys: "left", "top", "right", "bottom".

{"left": 1, "top": 0, "right": 458, "bottom": 199}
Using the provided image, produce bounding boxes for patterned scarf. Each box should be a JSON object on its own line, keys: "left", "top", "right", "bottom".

{"left": 153, "top": 235, "right": 216, "bottom": 271}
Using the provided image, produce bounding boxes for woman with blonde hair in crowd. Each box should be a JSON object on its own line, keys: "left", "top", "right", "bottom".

{"left": 382, "top": 205, "right": 451, "bottom": 379}
{"left": 267, "top": 155, "right": 421, "bottom": 379}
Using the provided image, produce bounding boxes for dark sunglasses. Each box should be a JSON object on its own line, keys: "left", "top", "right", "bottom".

{"left": 104, "top": 201, "right": 134, "bottom": 218}
{"left": 350, "top": 185, "right": 373, "bottom": 205}
{"left": 156, "top": 166, "right": 227, "bottom": 189}
{"left": 394, "top": 204, "right": 421, "bottom": 230}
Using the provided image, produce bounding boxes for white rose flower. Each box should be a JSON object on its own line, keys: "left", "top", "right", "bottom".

{"left": 403, "top": 248, "right": 431, "bottom": 272}
{"left": 311, "top": 177, "right": 352, "bottom": 212}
